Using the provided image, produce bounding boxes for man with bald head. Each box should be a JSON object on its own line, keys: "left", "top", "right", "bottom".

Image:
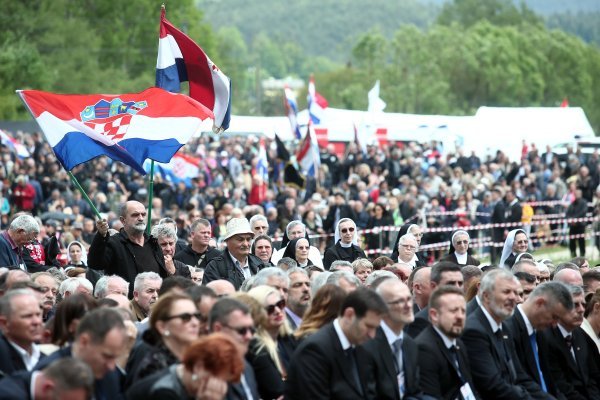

{"left": 410, "top": 266, "right": 431, "bottom": 312}
{"left": 553, "top": 268, "right": 583, "bottom": 287}
{"left": 206, "top": 279, "right": 236, "bottom": 297}
{"left": 88, "top": 201, "right": 172, "bottom": 297}
{"left": 363, "top": 279, "right": 424, "bottom": 399}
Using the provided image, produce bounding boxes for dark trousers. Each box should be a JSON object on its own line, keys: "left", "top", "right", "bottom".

{"left": 569, "top": 225, "right": 586, "bottom": 257}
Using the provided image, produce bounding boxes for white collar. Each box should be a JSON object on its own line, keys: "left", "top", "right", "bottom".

{"left": 380, "top": 320, "right": 404, "bottom": 346}
{"left": 228, "top": 251, "right": 248, "bottom": 268}
{"left": 480, "top": 303, "right": 502, "bottom": 333}
{"left": 558, "top": 323, "right": 572, "bottom": 337}
{"left": 333, "top": 318, "right": 352, "bottom": 350}
{"left": 455, "top": 252, "right": 468, "bottom": 264}
{"left": 517, "top": 305, "right": 535, "bottom": 336}
{"left": 433, "top": 326, "right": 457, "bottom": 348}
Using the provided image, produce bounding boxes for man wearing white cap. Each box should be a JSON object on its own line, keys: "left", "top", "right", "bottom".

{"left": 203, "top": 218, "right": 267, "bottom": 290}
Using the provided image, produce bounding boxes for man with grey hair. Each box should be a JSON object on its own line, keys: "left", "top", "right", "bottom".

{"left": 249, "top": 214, "right": 269, "bottom": 237}
{"left": 89, "top": 200, "right": 171, "bottom": 297}
{"left": 94, "top": 275, "right": 129, "bottom": 299}
{"left": 254, "top": 267, "right": 290, "bottom": 302}
{"left": 0, "top": 289, "right": 45, "bottom": 375}
{"left": 462, "top": 268, "right": 548, "bottom": 398}
{"left": 0, "top": 214, "right": 40, "bottom": 271}
{"left": 277, "top": 257, "right": 297, "bottom": 271}
{"left": 311, "top": 272, "right": 333, "bottom": 296}
{"left": 130, "top": 272, "right": 162, "bottom": 321}
{"left": 59, "top": 277, "right": 93, "bottom": 298}
{"left": 505, "top": 282, "right": 573, "bottom": 395}
{"left": 285, "top": 267, "right": 311, "bottom": 330}
{"left": 157, "top": 217, "right": 187, "bottom": 254}
{"left": 326, "top": 271, "right": 360, "bottom": 293}
{"left": 151, "top": 224, "right": 191, "bottom": 281}
{"left": 271, "top": 220, "right": 323, "bottom": 268}
{"left": 174, "top": 218, "right": 220, "bottom": 270}
{"left": 364, "top": 270, "right": 397, "bottom": 289}
{"left": 542, "top": 284, "right": 600, "bottom": 398}
{"left": 329, "top": 260, "right": 353, "bottom": 273}
{"left": 511, "top": 259, "right": 540, "bottom": 285}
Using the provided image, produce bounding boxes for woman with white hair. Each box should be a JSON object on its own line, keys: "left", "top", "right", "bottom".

{"left": 322, "top": 218, "right": 367, "bottom": 270}
{"left": 440, "top": 230, "right": 480, "bottom": 266}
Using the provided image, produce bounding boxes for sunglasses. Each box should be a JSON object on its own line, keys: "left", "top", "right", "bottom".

{"left": 265, "top": 299, "right": 286, "bottom": 315}
{"left": 224, "top": 324, "right": 256, "bottom": 336}
{"left": 341, "top": 227, "right": 355, "bottom": 233}
{"left": 164, "top": 312, "right": 205, "bottom": 323}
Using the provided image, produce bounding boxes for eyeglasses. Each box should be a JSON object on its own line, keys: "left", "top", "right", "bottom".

{"left": 341, "top": 227, "right": 355, "bottom": 233}
{"left": 224, "top": 324, "right": 256, "bottom": 336}
{"left": 401, "top": 244, "right": 416, "bottom": 251}
{"left": 164, "top": 312, "right": 205, "bottom": 323}
{"left": 455, "top": 240, "right": 469, "bottom": 245}
{"left": 265, "top": 299, "right": 286, "bottom": 315}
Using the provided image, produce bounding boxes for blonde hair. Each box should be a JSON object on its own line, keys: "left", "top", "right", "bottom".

{"left": 247, "top": 285, "right": 292, "bottom": 377}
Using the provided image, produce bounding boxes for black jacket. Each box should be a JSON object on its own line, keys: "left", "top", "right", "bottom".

{"left": 202, "top": 249, "right": 267, "bottom": 290}
{"left": 174, "top": 245, "right": 221, "bottom": 269}
{"left": 0, "top": 333, "right": 46, "bottom": 378}
{"left": 0, "top": 370, "right": 32, "bottom": 400}
{"left": 323, "top": 242, "right": 366, "bottom": 270}
{"left": 416, "top": 325, "right": 480, "bottom": 400}
{"left": 439, "top": 252, "right": 481, "bottom": 266}
{"left": 405, "top": 306, "right": 430, "bottom": 339}
{"left": 88, "top": 230, "right": 189, "bottom": 297}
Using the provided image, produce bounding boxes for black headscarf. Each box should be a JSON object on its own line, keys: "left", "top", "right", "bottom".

{"left": 281, "top": 237, "right": 312, "bottom": 266}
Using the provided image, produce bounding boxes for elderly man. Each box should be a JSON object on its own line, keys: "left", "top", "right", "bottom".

{"left": 254, "top": 267, "right": 289, "bottom": 301}
{"left": 89, "top": 201, "right": 172, "bottom": 297}
{"left": 206, "top": 279, "right": 236, "bottom": 297}
{"left": 271, "top": 221, "right": 323, "bottom": 268}
{"left": 151, "top": 224, "right": 191, "bottom": 281}
{"left": 396, "top": 234, "right": 425, "bottom": 269}
{"left": 440, "top": 230, "right": 480, "bottom": 266}
{"left": 285, "top": 267, "right": 311, "bottom": 330}
{"left": 174, "top": 218, "right": 220, "bottom": 270}
{"left": 416, "top": 286, "right": 479, "bottom": 399}
{"left": 94, "top": 275, "right": 129, "bottom": 299}
{"left": 203, "top": 218, "right": 267, "bottom": 290}
{"left": 249, "top": 214, "right": 269, "bottom": 237}
{"left": 553, "top": 268, "right": 584, "bottom": 287}
{"left": 462, "top": 269, "right": 549, "bottom": 399}
{"left": 58, "top": 277, "right": 93, "bottom": 298}
{"left": 0, "top": 289, "right": 46, "bottom": 376}
{"left": 363, "top": 279, "right": 424, "bottom": 400}
{"left": 326, "top": 271, "right": 361, "bottom": 293}
{"left": 504, "top": 281, "right": 573, "bottom": 397}
{"left": 410, "top": 266, "right": 432, "bottom": 312}
{"left": 323, "top": 218, "right": 367, "bottom": 270}
{"left": 512, "top": 259, "right": 540, "bottom": 285}
{"left": 542, "top": 285, "right": 600, "bottom": 398}
{"left": 31, "top": 272, "right": 58, "bottom": 322}
{"left": 0, "top": 215, "right": 42, "bottom": 271}
{"left": 130, "top": 272, "right": 162, "bottom": 322}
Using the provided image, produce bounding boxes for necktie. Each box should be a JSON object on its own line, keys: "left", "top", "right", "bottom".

{"left": 345, "top": 347, "right": 363, "bottom": 395}
{"left": 449, "top": 345, "right": 461, "bottom": 372}
{"left": 565, "top": 334, "right": 577, "bottom": 362}
{"left": 529, "top": 332, "right": 547, "bottom": 392}
{"left": 392, "top": 338, "right": 403, "bottom": 373}
{"left": 495, "top": 328, "right": 508, "bottom": 360}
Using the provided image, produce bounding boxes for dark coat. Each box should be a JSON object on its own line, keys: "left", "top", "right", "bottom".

{"left": 461, "top": 307, "right": 549, "bottom": 399}
{"left": 323, "top": 205, "right": 357, "bottom": 232}
{"left": 88, "top": 230, "right": 189, "bottom": 297}
{"left": 361, "top": 326, "right": 427, "bottom": 400}
{"left": 225, "top": 360, "right": 260, "bottom": 400}
{"left": 174, "top": 244, "right": 221, "bottom": 269}
{"left": 245, "top": 336, "right": 296, "bottom": 400}
{"left": 466, "top": 297, "right": 480, "bottom": 316}
{"left": 415, "top": 325, "right": 480, "bottom": 400}
{"left": 440, "top": 252, "right": 481, "bottom": 266}
{"left": 541, "top": 326, "right": 600, "bottom": 400}
{"left": 202, "top": 249, "right": 267, "bottom": 290}
{"left": 504, "top": 310, "right": 562, "bottom": 398}
{"left": 34, "top": 346, "right": 123, "bottom": 400}
{"left": 323, "top": 242, "right": 367, "bottom": 270}
{"left": 405, "top": 306, "right": 430, "bottom": 339}
{"left": 0, "top": 370, "right": 32, "bottom": 400}
{"left": 285, "top": 322, "right": 374, "bottom": 400}
{"left": 0, "top": 333, "right": 46, "bottom": 377}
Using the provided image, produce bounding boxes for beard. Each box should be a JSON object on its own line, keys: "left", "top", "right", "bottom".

{"left": 130, "top": 222, "right": 147, "bottom": 234}
{"left": 489, "top": 298, "right": 514, "bottom": 321}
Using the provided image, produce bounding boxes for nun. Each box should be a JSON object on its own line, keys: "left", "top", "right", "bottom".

{"left": 440, "top": 230, "right": 480, "bottom": 266}
{"left": 323, "top": 218, "right": 367, "bottom": 270}
{"left": 499, "top": 229, "right": 530, "bottom": 269}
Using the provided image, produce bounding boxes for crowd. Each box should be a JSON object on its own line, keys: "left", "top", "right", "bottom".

{"left": 0, "top": 128, "right": 600, "bottom": 399}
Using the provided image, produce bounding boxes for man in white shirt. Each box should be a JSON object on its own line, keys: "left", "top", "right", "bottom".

{"left": 0, "top": 289, "right": 44, "bottom": 375}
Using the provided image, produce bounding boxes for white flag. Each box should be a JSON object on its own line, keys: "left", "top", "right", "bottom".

{"left": 368, "top": 80, "right": 386, "bottom": 113}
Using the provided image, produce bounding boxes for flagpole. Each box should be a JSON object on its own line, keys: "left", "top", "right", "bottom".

{"left": 146, "top": 160, "right": 155, "bottom": 235}
{"left": 67, "top": 171, "right": 102, "bottom": 220}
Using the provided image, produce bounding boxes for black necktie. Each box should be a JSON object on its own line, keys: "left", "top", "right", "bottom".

{"left": 449, "top": 345, "right": 463, "bottom": 380}
{"left": 345, "top": 347, "right": 363, "bottom": 395}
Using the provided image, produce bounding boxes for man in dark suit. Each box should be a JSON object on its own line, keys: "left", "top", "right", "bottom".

{"left": 0, "top": 289, "right": 46, "bottom": 377}
{"left": 462, "top": 269, "right": 551, "bottom": 399}
{"left": 490, "top": 188, "right": 506, "bottom": 264}
{"left": 0, "top": 357, "right": 94, "bottom": 400}
{"left": 466, "top": 295, "right": 481, "bottom": 315}
{"left": 363, "top": 279, "right": 428, "bottom": 400}
{"left": 34, "top": 308, "right": 127, "bottom": 400}
{"left": 323, "top": 192, "right": 357, "bottom": 233}
{"left": 406, "top": 262, "right": 464, "bottom": 338}
{"left": 416, "top": 286, "right": 480, "bottom": 399}
{"left": 504, "top": 190, "right": 523, "bottom": 230}
{"left": 209, "top": 298, "right": 260, "bottom": 400}
{"left": 285, "top": 287, "right": 388, "bottom": 400}
{"left": 542, "top": 285, "right": 600, "bottom": 399}
{"left": 504, "top": 281, "right": 574, "bottom": 398}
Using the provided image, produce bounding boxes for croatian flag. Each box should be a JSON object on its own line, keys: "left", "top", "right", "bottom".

{"left": 307, "top": 75, "right": 328, "bottom": 125}
{"left": 0, "top": 129, "right": 30, "bottom": 158}
{"left": 296, "top": 122, "right": 321, "bottom": 177}
{"left": 147, "top": 152, "right": 201, "bottom": 187}
{"left": 256, "top": 137, "right": 269, "bottom": 184}
{"left": 17, "top": 87, "right": 213, "bottom": 175}
{"left": 284, "top": 85, "right": 301, "bottom": 139}
{"left": 156, "top": 7, "right": 231, "bottom": 133}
